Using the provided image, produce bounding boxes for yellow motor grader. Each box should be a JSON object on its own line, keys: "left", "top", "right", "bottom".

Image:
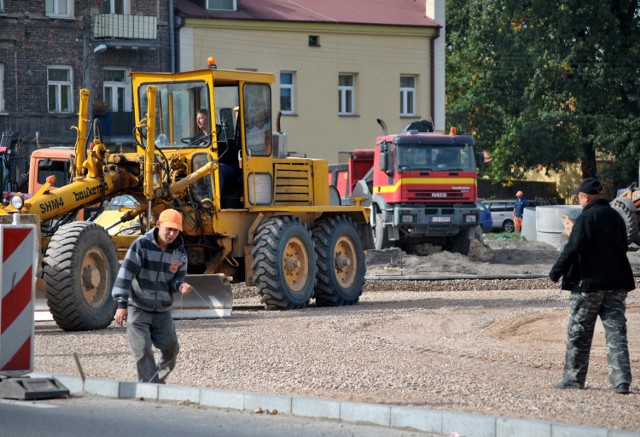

{"left": 1, "top": 61, "right": 373, "bottom": 331}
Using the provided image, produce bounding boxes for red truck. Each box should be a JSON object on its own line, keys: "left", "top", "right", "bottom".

{"left": 330, "top": 119, "right": 482, "bottom": 255}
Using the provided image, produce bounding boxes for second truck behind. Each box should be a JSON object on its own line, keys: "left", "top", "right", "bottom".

{"left": 330, "top": 119, "right": 481, "bottom": 255}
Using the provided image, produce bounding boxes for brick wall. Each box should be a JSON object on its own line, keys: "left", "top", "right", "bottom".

{"left": 0, "top": 0, "right": 170, "bottom": 149}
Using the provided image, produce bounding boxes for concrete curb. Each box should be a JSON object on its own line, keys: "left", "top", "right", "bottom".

{"left": 29, "top": 372, "right": 639, "bottom": 437}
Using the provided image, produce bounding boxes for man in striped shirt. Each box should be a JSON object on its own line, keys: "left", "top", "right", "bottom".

{"left": 112, "top": 209, "right": 194, "bottom": 383}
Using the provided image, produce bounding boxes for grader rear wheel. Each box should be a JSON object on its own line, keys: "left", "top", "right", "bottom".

{"left": 312, "top": 215, "right": 365, "bottom": 306}
{"left": 43, "top": 221, "right": 119, "bottom": 331}
{"left": 251, "top": 216, "right": 317, "bottom": 310}
{"left": 611, "top": 197, "right": 639, "bottom": 246}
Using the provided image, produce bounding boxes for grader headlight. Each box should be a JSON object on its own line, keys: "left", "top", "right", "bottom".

{"left": 10, "top": 194, "right": 24, "bottom": 210}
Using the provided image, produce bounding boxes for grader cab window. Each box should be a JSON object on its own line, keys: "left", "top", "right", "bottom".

{"left": 243, "top": 83, "right": 272, "bottom": 156}
{"left": 138, "top": 81, "right": 211, "bottom": 148}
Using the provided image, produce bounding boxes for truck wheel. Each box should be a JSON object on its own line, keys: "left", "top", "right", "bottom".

{"left": 502, "top": 219, "right": 515, "bottom": 233}
{"left": 252, "top": 216, "right": 317, "bottom": 310}
{"left": 312, "top": 215, "right": 365, "bottom": 306}
{"left": 611, "top": 197, "right": 639, "bottom": 246}
{"left": 43, "top": 222, "right": 119, "bottom": 331}
{"left": 451, "top": 229, "right": 471, "bottom": 255}
{"left": 372, "top": 211, "right": 391, "bottom": 250}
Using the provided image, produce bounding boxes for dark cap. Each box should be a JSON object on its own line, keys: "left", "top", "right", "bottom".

{"left": 570, "top": 178, "right": 603, "bottom": 195}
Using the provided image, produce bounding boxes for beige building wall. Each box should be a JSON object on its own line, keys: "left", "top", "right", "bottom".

{"left": 179, "top": 20, "right": 436, "bottom": 163}
{"left": 523, "top": 163, "right": 583, "bottom": 203}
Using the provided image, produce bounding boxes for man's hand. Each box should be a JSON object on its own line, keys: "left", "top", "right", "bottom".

{"left": 179, "top": 282, "right": 194, "bottom": 295}
{"left": 115, "top": 308, "right": 128, "bottom": 326}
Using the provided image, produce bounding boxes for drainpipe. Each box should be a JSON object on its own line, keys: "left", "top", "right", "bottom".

{"left": 169, "top": 0, "right": 175, "bottom": 72}
{"left": 426, "top": 0, "right": 445, "bottom": 133}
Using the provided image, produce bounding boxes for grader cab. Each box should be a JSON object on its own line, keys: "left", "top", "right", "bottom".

{"left": 1, "top": 60, "right": 373, "bottom": 331}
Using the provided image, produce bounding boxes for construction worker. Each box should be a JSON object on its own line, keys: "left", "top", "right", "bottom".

{"left": 112, "top": 209, "right": 194, "bottom": 383}
{"left": 549, "top": 178, "right": 634, "bottom": 394}
{"left": 513, "top": 190, "right": 528, "bottom": 233}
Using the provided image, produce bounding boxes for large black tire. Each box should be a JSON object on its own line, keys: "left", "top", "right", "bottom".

{"left": 450, "top": 229, "right": 471, "bottom": 255}
{"left": 312, "top": 215, "right": 366, "bottom": 306}
{"left": 372, "top": 210, "right": 391, "bottom": 250}
{"left": 43, "top": 221, "right": 119, "bottom": 331}
{"left": 252, "top": 216, "right": 317, "bottom": 310}
{"left": 611, "top": 197, "right": 639, "bottom": 246}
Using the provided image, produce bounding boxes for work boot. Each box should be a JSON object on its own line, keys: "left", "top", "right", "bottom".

{"left": 552, "top": 380, "right": 584, "bottom": 390}
{"left": 615, "top": 383, "right": 630, "bottom": 395}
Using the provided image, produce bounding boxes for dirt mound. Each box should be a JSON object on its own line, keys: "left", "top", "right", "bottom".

{"left": 366, "top": 237, "right": 562, "bottom": 276}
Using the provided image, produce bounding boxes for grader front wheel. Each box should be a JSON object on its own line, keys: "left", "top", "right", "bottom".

{"left": 312, "top": 215, "right": 365, "bottom": 306}
{"left": 43, "top": 222, "right": 119, "bottom": 331}
{"left": 251, "top": 216, "right": 317, "bottom": 310}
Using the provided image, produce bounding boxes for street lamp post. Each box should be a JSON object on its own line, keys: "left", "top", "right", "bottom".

{"left": 82, "top": 12, "right": 107, "bottom": 113}
{"left": 83, "top": 44, "right": 107, "bottom": 91}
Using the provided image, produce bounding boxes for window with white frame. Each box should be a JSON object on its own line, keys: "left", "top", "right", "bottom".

{"left": 0, "top": 64, "right": 4, "bottom": 112}
{"left": 280, "top": 71, "right": 295, "bottom": 114}
{"left": 206, "top": 0, "right": 237, "bottom": 11}
{"left": 48, "top": 66, "right": 73, "bottom": 113}
{"left": 338, "top": 74, "right": 356, "bottom": 115}
{"left": 101, "top": 0, "right": 130, "bottom": 14}
{"left": 45, "top": 0, "right": 74, "bottom": 17}
{"left": 103, "top": 68, "right": 130, "bottom": 112}
{"left": 400, "top": 75, "right": 416, "bottom": 116}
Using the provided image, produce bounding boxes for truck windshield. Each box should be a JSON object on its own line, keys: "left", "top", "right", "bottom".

{"left": 396, "top": 143, "right": 476, "bottom": 172}
{"left": 138, "top": 80, "right": 211, "bottom": 149}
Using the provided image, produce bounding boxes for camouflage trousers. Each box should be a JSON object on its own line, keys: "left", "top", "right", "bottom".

{"left": 562, "top": 289, "right": 632, "bottom": 388}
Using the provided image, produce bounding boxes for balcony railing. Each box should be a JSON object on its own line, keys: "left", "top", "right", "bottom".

{"left": 96, "top": 111, "right": 135, "bottom": 137}
{"left": 93, "top": 14, "right": 157, "bottom": 40}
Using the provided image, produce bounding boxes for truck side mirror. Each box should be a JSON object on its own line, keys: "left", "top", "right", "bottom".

{"left": 379, "top": 143, "right": 393, "bottom": 174}
{"left": 476, "top": 151, "right": 485, "bottom": 169}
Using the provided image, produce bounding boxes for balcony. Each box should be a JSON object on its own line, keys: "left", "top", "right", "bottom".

{"left": 96, "top": 111, "right": 135, "bottom": 140}
{"left": 93, "top": 14, "right": 157, "bottom": 40}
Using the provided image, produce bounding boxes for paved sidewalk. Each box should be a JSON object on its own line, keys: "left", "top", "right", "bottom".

{"left": 28, "top": 372, "right": 639, "bottom": 437}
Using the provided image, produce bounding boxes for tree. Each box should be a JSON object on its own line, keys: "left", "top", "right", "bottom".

{"left": 446, "top": 0, "right": 640, "bottom": 186}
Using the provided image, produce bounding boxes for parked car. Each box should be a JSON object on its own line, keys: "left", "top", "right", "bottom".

{"left": 483, "top": 199, "right": 516, "bottom": 232}
{"left": 483, "top": 198, "right": 538, "bottom": 232}
{"left": 476, "top": 200, "right": 493, "bottom": 233}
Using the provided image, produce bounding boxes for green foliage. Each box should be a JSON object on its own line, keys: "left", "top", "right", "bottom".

{"left": 446, "top": 0, "right": 640, "bottom": 186}
{"left": 483, "top": 232, "right": 526, "bottom": 240}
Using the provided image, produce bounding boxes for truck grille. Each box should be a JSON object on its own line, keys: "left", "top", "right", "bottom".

{"left": 408, "top": 189, "right": 467, "bottom": 200}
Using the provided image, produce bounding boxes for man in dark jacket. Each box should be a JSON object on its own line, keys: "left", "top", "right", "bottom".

{"left": 112, "top": 209, "right": 194, "bottom": 383}
{"left": 549, "top": 178, "right": 634, "bottom": 394}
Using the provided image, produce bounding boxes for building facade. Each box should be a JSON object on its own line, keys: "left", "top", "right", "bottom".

{"left": 175, "top": 0, "right": 443, "bottom": 163}
{"left": 0, "top": 0, "right": 172, "bottom": 180}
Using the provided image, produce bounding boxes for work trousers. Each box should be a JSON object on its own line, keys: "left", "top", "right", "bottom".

{"left": 514, "top": 216, "right": 523, "bottom": 233}
{"left": 127, "top": 305, "right": 179, "bottom": 384}
{"left": 562, "top": 289, "right": 631, "bottom": 388}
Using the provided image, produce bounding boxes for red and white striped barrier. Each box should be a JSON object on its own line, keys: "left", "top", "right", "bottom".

{"left": 0, "top": 223, "right": 37, "bottom": 376}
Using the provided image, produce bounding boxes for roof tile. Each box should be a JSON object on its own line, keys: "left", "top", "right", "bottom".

{"left": 175, "top": 0, "right": 439, "bottom": 28}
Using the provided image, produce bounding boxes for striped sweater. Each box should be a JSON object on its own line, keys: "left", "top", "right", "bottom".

{"left": 112, "top": 228, "right": 188, "bottom": 313}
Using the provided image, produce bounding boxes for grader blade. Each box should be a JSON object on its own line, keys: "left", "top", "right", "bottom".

{"left": 172, "top": 274, "right": 233, "bottom": 319}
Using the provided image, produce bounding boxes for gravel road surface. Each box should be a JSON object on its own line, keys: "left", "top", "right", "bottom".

{"left": 32, "top": 239, "right": 640, "bottom": 434}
